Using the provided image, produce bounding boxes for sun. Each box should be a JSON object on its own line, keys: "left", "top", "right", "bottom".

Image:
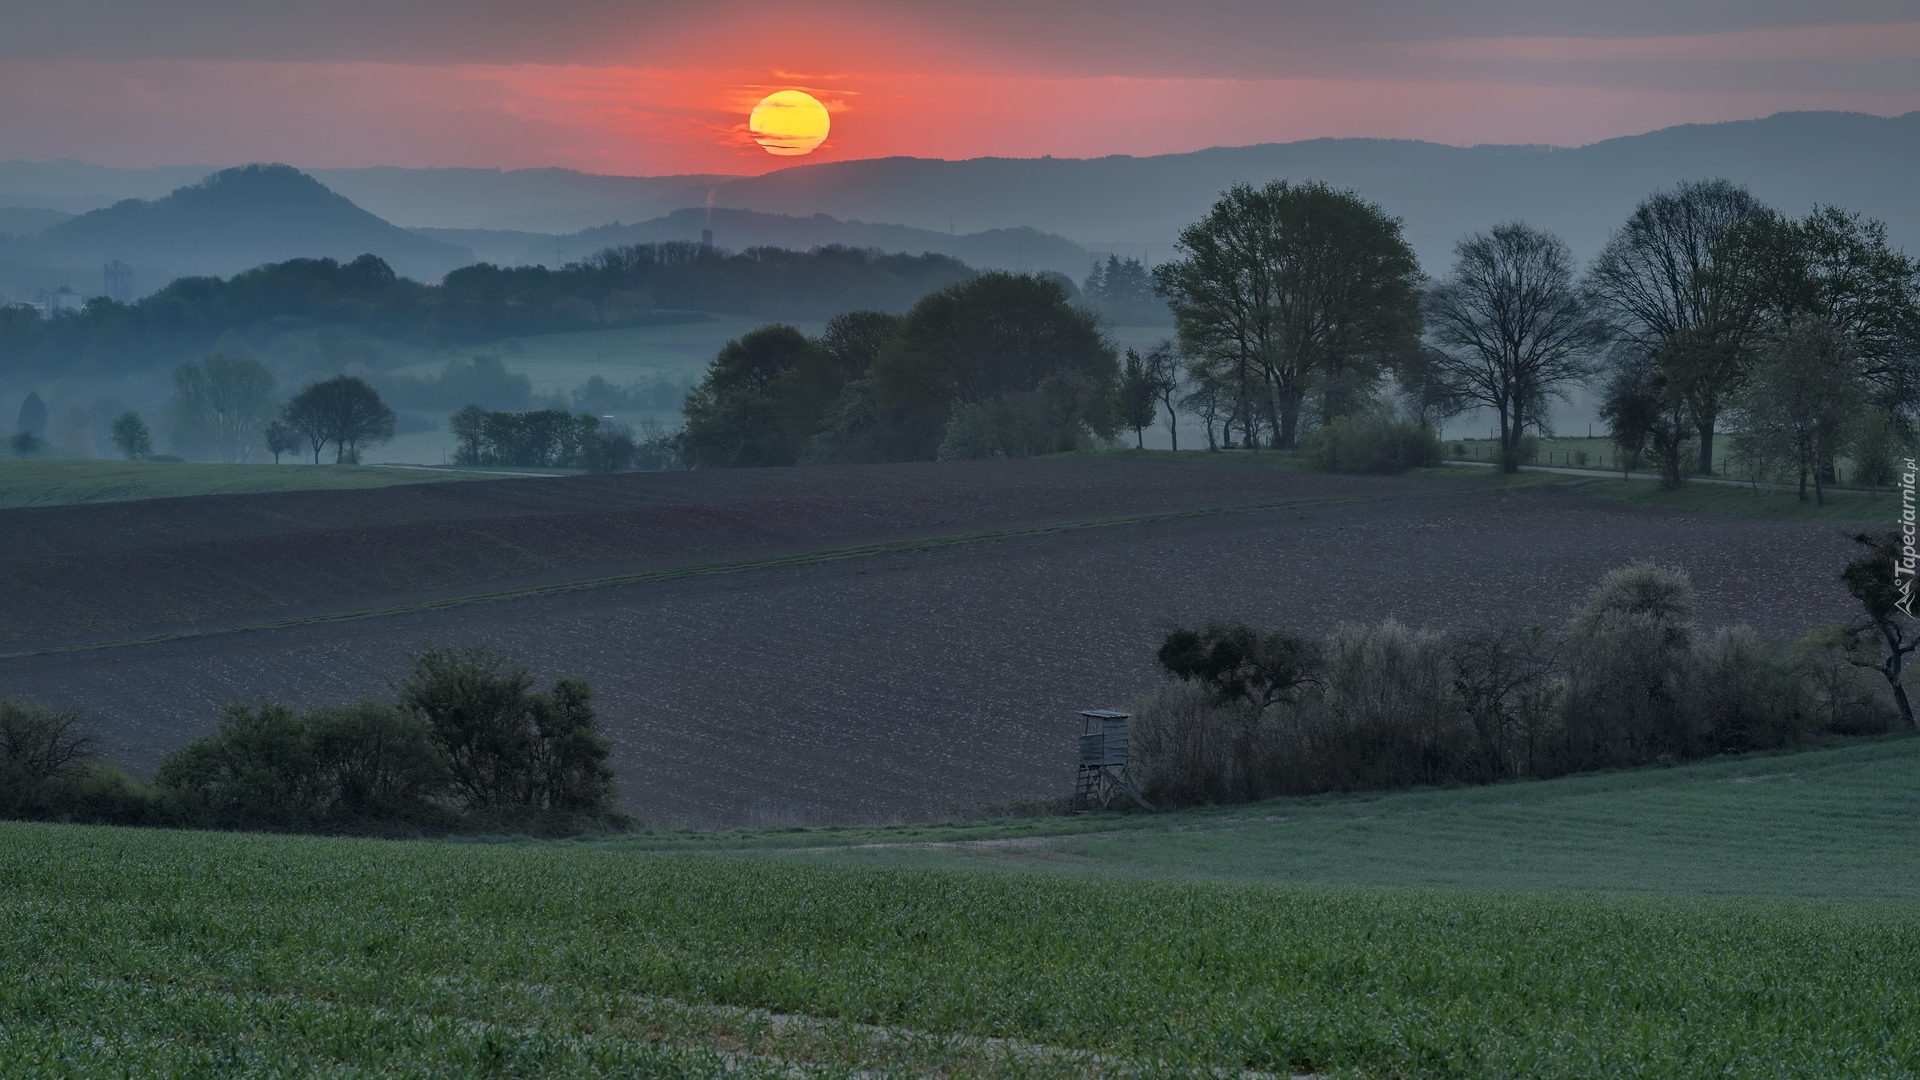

{"left": 749, "top": 90, "right": 831, "bottom": 156}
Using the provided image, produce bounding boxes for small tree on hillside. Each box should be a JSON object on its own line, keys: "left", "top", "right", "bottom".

{"left": 110, "top": 411, "right": 153, "bottom": 460}
{"left": 1840, "top": 531, "right": 1920, "bottom": 728}
{"left": 263, "top": 420, "right": 299, "bottom": 465}
{"left": 283, "top": 376, "right": 395, "bottom": 464}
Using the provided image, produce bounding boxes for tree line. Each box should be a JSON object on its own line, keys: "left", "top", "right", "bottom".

{"left": 104, "top": 357, "right": 399, "bottom": 465}
{"left": 0, "top": 243, "right": 977, "bottom": 381}
{"left": 676, "top": 273, "right": 1122, "bottom": 467}
{"left": 1133, "top": 538, "right": 1912, "bottom": 807}
{"left": 1148, "top": 178, "right": 1917, "bottom": 495}
{"left": 666, "top": 178, "right": 1916, "bottom": 496}
{"left": 0, "top": 649, "right": 625, "bottom": 836}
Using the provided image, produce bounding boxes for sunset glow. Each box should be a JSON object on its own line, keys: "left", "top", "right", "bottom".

{"left": 0, "top": 4, "right": 1916, "bottom": 173}
{"left": 749, "top": 90, "right": 831, "bottom": 156}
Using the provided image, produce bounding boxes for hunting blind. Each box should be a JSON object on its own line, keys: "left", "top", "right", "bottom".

{"left": 1073, "top": 709, "right": 1152, "bottom": 811}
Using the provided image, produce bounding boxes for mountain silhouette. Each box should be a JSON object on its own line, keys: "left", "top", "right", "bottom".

{"left": 683, "top": 112, "right": 1920, "bottom": 268}
{"left": 21, "top": 165, "right": 471, "bottom": 281}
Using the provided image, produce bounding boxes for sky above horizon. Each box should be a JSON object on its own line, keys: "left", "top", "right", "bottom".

{"left": 2, "top": 1, "right": 1917, "bottom": 176}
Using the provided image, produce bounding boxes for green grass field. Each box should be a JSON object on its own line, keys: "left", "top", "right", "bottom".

{"left": 0, "top": 459, "right": 504, "bottom": 509}
{"left": 7, "top": 738, "right": 1920, "bottom": 1078}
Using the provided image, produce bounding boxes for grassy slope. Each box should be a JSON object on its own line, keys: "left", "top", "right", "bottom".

{"left": 0, "top": 459, "right": 501, "bottom": 509}
{"left": 769, "top": 737, "right": 1920, "bottom": 900}
{"left": 8, "top": 740, "right": 1920, "bottom": 1077}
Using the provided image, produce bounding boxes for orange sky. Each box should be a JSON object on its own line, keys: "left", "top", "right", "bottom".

{"left": 0, "top": 3, "right": 1916, "bottom": 173}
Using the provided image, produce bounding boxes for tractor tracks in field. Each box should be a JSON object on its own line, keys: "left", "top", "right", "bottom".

{"left": 0, "top": 484, "right": 1483, "bottom": 662}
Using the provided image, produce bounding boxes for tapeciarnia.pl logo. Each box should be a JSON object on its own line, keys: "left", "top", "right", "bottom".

{"left": 1901, "top": 458, "right": 1917, "bottom": 617}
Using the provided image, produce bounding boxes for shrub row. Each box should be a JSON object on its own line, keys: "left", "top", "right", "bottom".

{"left": 0, "top": 649, "right": 627, "bottom": 837}
{"left": 1134, "top": 563, "right": 1901, "bottom": 806}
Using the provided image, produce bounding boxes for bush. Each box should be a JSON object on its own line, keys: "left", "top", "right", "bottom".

{"left": 1138, "top": 562, "right": 1895, "bottom": 808}
{"left": 1302, "top": 408, "right": 1442, "bottom": 473}
{"left": 397, "top": 648, "right": 616, "bottom": 817}
{"left": 935, "top": 403, "right": 997, "bottom": 461}
{"left": 0, "top": 701, "right": 154, "bottom": 824}
{"left": 2, "top": 651, "right": 624, "bottom": 837}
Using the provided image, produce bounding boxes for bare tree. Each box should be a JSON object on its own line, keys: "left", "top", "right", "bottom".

{"left": 1143, "top": 340, "right": 1185, "bottom": 451}
{"left": 1425, "top": 222, "right": 1607, "bottom": 471}
{"left": 1841, "top": 532, "right": 1920, "bottom": 728}
{"left": 1588, "top": 179, "right": 1766, "bottom": 477}
{"left": 170, "top": 356, "right": 279, "bottom": 463}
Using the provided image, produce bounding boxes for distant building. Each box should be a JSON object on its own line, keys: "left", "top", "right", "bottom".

{"left": 103, "top": 260, "right": 135, "bottom": 304}
{"left": 700, "top": 228, "right": 713, "bottom": 251}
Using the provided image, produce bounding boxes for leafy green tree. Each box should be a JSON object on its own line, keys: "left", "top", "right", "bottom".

{"left": 678, "top": 324, "right": 817, "bottom": 468}
{"left": 1597, "top": 344, "right": 1692, "bottom": 487}
{"left": 870, "top": 272, "right": 1119, "bottom": 460}
{"left": 110, "top": 411, "right": 153, "bottom": 460}
{"left": 1158, "top": 622, "right": 1323, "bottom": 709}
{"left": 1840, "top": 531, "right": 1920, "bottom": 728}
{"left": 1595, "top": 346, "right": 1668, "bottom": 481}
{"left": 156, "top": 703, "right": 325, "bottom": 826}
{"left": 1154, "top": 181, "right": 1424, "bottom": 448}
{"left": 1425, "top": 222, "right": 1608, "bottom": 472}
{"left": 396, "top": 648, "right": 616, "bottom": 814}
{"left": 262, "top": 419, "right": 298, "bottom": 464}
{"left": 283, "top": 375, "right": 395, "bottom": 464}
{"left": 1116, "top": 348, "right": 1158, "bottom": 448}
{"left": 1718, "top": 205, "right": 1920, "bottom": 421}
{"left": 307, "top": 702, "right": 448, "bottom": 817}
{"left": 1730, "top": 320, "right": 1863, "bottom": 503}
{"left": 14, "top": 390, "right": 46, "bottom": 439}
{"left": 529, "top": 679, "right": 615, "bottom": 813}
{"left": 1083, "top": 255, "right": 1165, "bottom": 324}
{"left": 1588, "top": 179, "right": 1766, "bottom": 477}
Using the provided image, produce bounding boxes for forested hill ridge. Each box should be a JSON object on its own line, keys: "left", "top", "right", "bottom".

{"left": 415, "top": 207, "right": 1095, "bottom": 278}
{"left": 0, "top": 243, "right": 977, "bottom": 380}
{"left": 2, "top": 165, "right": 475, "bottom": 282}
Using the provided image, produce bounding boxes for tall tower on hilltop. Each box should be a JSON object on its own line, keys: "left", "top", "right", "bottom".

{"left": 103, "top": 261, "right": 135, "bottom": 304}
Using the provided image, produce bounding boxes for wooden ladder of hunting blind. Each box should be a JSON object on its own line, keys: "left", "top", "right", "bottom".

{"left": 1074, "top": 710, "right": 1153, "bottom": 811}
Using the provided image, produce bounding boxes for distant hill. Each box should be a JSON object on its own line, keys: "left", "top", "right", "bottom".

{"left": 414, "top": 207, "right": 1095, "bottom": 278}
{"left": 308, "top": 167, "right": 735, "bottom": 232}
{"left": 0, "top": 161, "right": 216, "bottom": 214}
{"left": 13, "top": 165, "right": 472, "bottom": 281}
{"left": 685, "top": 111, "right": 1920, "bottom": 268}
{"left": 0, "top": 207, "right": 72, "bottom": 238}
{"left": 6, "top": 110, "right": 1916, "bottom": 276}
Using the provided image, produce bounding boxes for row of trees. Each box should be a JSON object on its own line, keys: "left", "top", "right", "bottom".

{"left": 0, "top": 245, "right": 979, "bottom": 381}
{"left": 1140, "top": 178, "right": 1917, "bottom": 495}
{"left": 678, "top": 274, "right": 1123, "bottom": 467}
{"left": 1134, "top": 544, "right": 1910, "bottom": 807}
{"left": 128, "top": 355, "right": 399, "bottom": 464}
{"left": 447, "top": 406, "right": 675, "bottom": 471}
{"left": 0, "top": 649, "right": 622, "bottom": 835}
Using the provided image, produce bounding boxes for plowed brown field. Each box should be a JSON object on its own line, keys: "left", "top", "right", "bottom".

{"left": 0, "top": 460, "right": 1868, "bottom": 826}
